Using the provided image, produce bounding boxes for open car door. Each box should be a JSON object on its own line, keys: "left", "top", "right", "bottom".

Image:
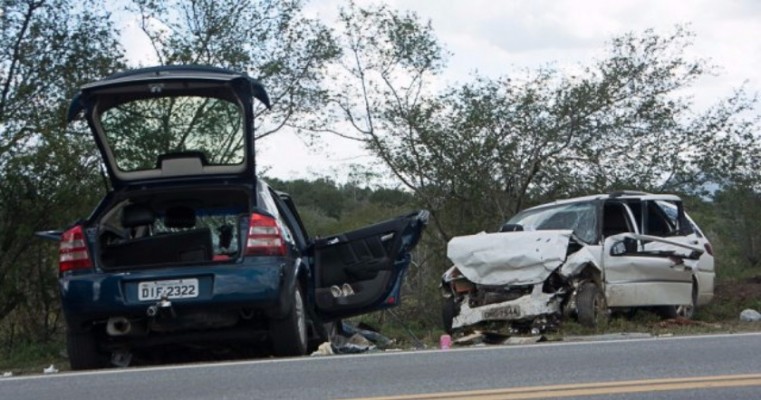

{"left": 601, "top": 199, "right": 700, "bottom": 307}
{"left": 311, "top": 210, "right": 428, "bottom": 320}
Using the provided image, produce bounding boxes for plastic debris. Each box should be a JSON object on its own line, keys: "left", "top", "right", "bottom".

{"left": 504, "top": 335, "right": 546, "bottom": 345}
{"left": 2, "top": 372, "right": 13, "bottom": 377}
{"left": 43, "top": 364, "right": 58, "bottom": 374}
{"left": 341, "top": 321, "right": 393, "bottom": 348}
{"left": 740, "top": 309, "right": 761, "bottom": 322}
{"left": 310, "top": 342, "right": 335, "bottom": 357}
{"left": 453, "top": 332, "right": 485, "bottom": 346}
{"left": 439, "top": 334, "right": 452, "bottom": 349}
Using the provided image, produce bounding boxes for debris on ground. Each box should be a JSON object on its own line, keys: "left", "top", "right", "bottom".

{"left": 340, "top": 321, "right": 393, "bottom": 348}
{"left": 310, "top": 321, "right": 394, "bottom": 356}
{"left": 310, "top": 342, "right": 334, "bottom": 357}
{"left": 452, "top": 330, "right": 546, "bottom": 346}
{"left": 453, "top": 332, "right": 485, "bottom": 346}
{"left": 2, "top": 372, "right": 13, "bottom": 378}
{"left": 42, "top": 365, "right": 58, "bottom": 374}
{"left": 439, "top": 334, "right": 452, "bottom": 349}
{"left": 740, "top": 309, "right": 761, "bottom": 322}
{"left": 504, "top": 335, "right": 546, "bottom": 345}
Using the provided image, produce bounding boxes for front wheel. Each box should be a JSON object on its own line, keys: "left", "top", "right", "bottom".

{"left": 576, "top": 282, "right": 608, "bottom": 328}
{"left": 441, "top": 296, "right": 457, "bottom": 334}
{"left": 270, "top": 285, "right": 308, "bottom": 357}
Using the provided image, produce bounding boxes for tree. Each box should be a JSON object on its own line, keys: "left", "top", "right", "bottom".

{"left": 129, "top": 0, "right": 340, "bottom": 142}
{"left": 0, "top": 0, "right": 124, "bottom": 341}
{"left": 320, "top": 21, "right": 760, "bottom": 242}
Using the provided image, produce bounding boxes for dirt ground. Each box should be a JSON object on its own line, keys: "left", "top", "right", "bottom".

{"left": 713, "top": 275, "right": 761, "bottom": 308}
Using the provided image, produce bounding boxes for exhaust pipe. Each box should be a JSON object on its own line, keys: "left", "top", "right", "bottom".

{"left": 106, "top": 317, "right": 132, "bottom": 336}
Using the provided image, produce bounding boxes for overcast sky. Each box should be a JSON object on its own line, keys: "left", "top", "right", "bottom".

{"left": 121, "top": 0, "right": 761, "bottom": 183}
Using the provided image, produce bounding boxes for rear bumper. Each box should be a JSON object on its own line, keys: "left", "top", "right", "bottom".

{"left": 60, "top": 259, "right": 288, "bottom": 329}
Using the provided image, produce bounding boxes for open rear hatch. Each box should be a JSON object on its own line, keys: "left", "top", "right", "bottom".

{"left": 95, "top": 187, "right": 251, "bottom": 270}
{"left": 67, "top": 65, "right": 270, "bottom": 189}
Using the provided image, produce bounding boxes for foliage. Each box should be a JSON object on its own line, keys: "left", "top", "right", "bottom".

{"left": 323, "top": 23, "right": 761, "bottom": 243}
{"left": 0, "top": 0, "right": 124, "bottom": 344}
{"left": 266, "top": 175, "right": 416, "bottom": 236}
{"left": 129, "top": 0, "right": 341, "bottom": 140}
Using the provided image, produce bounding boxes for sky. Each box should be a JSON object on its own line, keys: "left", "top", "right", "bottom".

{"left": 121, "top": 0, "right": 761, "bottom": 184}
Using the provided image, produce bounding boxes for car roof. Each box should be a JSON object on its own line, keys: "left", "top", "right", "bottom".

{"left": 522, "top": 191, "right": 683, "bottom": 212}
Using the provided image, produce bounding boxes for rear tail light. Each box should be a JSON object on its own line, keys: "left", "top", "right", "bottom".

{"left": 704, "top": 242, "right": 714, "bottom": 256}
{"left": 59, "top": 225, "right": 93, "bottom": 273}
{"left": 245, "top": 213, "right": 286, "bottom": 256}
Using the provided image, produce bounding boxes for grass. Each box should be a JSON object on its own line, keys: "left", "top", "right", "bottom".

{"left": 0, "top": 340, "right": 68, "bottom": 376}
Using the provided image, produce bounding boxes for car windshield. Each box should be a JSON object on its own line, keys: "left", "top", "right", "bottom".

{"left": 506, "top": 201, "right": 598, "bottom": 243}
{"left": 98, "top": 96, "right": 244, "bottom": 172}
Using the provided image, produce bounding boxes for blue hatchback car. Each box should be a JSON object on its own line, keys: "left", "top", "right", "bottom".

{"left": 41, "top": 66, "right": 428, "bottom": 370}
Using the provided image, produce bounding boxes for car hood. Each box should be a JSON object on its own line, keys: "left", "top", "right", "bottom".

{"left": 447, "top": 230, "right": 586, "bottom": 286}
{"left": 68, "top": 65, "right": 270, "bottom": 189}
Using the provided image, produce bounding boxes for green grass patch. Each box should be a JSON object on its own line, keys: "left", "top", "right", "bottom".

{"left": 0, "top": 339, "right": 68, "bottom": 375}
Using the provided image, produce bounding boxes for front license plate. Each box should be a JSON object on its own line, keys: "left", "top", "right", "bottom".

{"left": 138, "top": 279, "right": 199, "bottom": 301}
{"left": 483, "top": 304, "right": 521, "bottom": 320}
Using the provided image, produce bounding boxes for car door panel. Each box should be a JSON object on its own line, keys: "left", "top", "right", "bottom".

{"left": 312, "top": 210, "right": 428, "bottom": 320}
{"left": 601, "top": 200, "right": 696, "bottom": 307}
{"left": 603, "top": 235, "right": 696, "bottom": 307}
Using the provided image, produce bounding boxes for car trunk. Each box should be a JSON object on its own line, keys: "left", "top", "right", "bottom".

{"left": 95, "top": 186, "right": 251, "bottom": 271}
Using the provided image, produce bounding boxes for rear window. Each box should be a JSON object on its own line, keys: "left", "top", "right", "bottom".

{"left": 98, "top": 96, "right": 244, "bottom": 172}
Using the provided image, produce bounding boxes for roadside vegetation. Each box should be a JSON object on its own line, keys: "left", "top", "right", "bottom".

{"left": 1, "top": 0, "right": 760, "bottom": 372}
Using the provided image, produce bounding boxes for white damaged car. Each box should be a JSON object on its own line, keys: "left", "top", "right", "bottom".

{"left": 440, "top": 192, "right": 715, "bottom": 333}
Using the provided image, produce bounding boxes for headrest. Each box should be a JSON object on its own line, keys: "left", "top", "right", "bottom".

{"left": 164, "top": 205, "right": 196, "bottom": 228}
{"left": 122, "top": 204, "right": 156, "bottom": 228}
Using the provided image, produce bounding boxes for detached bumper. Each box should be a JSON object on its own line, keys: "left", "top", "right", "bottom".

{"left": 452, "top": 285, "right": 563, "bottom": 329}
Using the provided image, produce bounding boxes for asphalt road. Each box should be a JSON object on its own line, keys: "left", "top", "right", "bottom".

{"left": 1, "top": 332, "right": 760, "bottom": 400}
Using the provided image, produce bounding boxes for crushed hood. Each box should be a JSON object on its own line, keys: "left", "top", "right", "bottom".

{"left": 447, "top": 230, "right": 574, "bottom": 286}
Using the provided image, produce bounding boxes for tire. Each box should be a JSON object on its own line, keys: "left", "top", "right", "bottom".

{"left": 658, "top": 280, "right": 697, "bottom": 320}
{"left": 576, "top": 282, "right": 608, "bottom": 328}
{"left": 442, "top": 296, "right": 457, "bottom": 334}
{"left": 66, "top": 330, "right": 105, "bottom": 370}
{"left": 271, "top": 285, "right": 308, "bottom": 357}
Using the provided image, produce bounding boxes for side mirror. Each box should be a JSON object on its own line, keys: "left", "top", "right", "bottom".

{"left": 610, "top": 240, "right": 627, "bottom": 256}
{"left": 610, "top": 237, "right": 638, "bottom": 256}
{"left": 500, "top": 223, "right": 523, "bottom": 232}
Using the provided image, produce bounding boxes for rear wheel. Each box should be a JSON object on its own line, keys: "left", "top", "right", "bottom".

{"left": 271, "top": 285, "right": 308, "bottom": 357}
{"left": 66, "top": 329, "right": 105, "bottom": 370}
{"left": 576, "top": 282, "right": 608, "bottom": 328}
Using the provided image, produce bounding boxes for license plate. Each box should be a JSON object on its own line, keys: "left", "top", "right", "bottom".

{"left": 138, "top": 279, "right": 199, "bottom": 301}
{"left": 483, "top": 304, "right": 521, "bottom": 320}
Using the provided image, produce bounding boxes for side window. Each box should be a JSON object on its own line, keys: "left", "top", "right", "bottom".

{"left": 644, "top": 202, "right": 673, "bottom": 236}
{"left": 602, "top": 201, "right": 634, "bottom": 237}
{"left": 650, "top": 201, "right": 694, "bottom": 237}
{"left": 270, "top": 189, "right": 307, "bottom": 250}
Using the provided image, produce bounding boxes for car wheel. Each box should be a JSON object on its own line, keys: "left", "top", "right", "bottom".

{"left": 271, "top": 285, "right": 308, "bottom": 357}
{"left": 66, "top": 329, "right": 105, "bottom": 370}
{"left": 442, "top": 296, "right": 457, "bottom": 334}
{"left": 576, "top": 282, "right": 608, "bottom": 328}
{"left": 658, "top": 281, "right": 697, "bottom": 319}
